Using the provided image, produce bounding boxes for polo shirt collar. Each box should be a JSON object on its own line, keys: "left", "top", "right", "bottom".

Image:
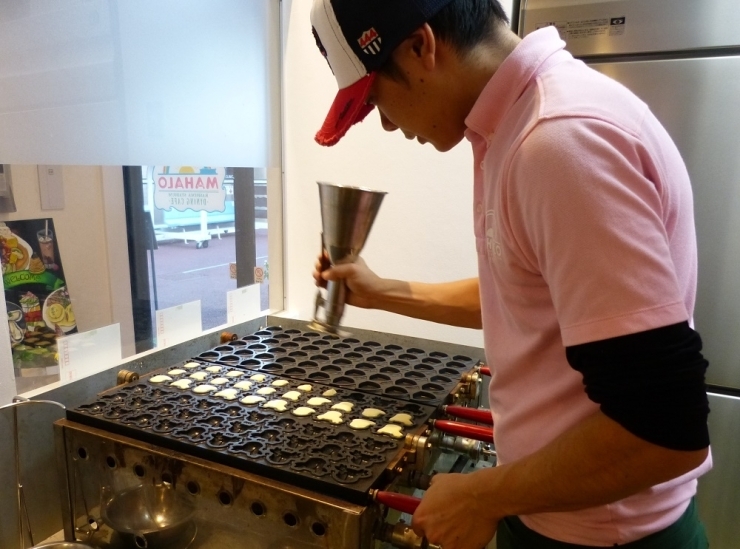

{"left": 465, "top": 26, "right": 570, "bottom": 140}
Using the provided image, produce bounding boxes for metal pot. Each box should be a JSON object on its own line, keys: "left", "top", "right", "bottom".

{"left": 101, "top": 484, "right": 195, "bottom": 549}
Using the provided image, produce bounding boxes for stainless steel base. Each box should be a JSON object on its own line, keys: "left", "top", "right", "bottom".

{"left": 55, "top": 420, "right": 381, "bottom": 549}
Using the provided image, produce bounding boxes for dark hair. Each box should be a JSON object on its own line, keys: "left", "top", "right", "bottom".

{"left": 427, "top": 0, "right": 510, "bottom": 51}
{"left": 377, "top": 0, "right": 509, "bottom": 82}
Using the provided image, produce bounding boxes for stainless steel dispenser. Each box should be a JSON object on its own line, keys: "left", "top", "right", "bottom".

{"left": 309, "top": 182, "right": 386, "bottom": 336}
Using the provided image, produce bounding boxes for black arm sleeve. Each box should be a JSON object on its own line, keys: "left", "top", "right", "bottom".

{"left": 565, "top": 321, "right": 710, "bottom": 451}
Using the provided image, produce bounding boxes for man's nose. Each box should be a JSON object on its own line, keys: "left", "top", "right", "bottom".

{"left": 379, "top": 111, "right": 398, "bottom": 132}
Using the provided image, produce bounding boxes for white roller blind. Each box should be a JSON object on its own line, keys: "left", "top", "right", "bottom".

{"left": 0, "top": 0, "right": 274, "bottom": 166}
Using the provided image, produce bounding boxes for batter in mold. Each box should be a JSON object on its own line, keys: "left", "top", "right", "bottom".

{"left": 307, "top": 397, "right": 331, "bottom": 406}
{"left": 349, "top": 419, "right": 375, "bottom": 430}
{"left": 149, "top": 375, "right": 172, "bottom": 383}
{"left": 263, "top": 399, "right": 288, "bottom": 412}
{"left": 292, "top": 407, "right": 316, "bottom": 417}
{"left": 240, "top": 395, "right": 266, "bottom": 405}
{"left": 170, "top": 379, "right": 193, "bottom": 389}
{"left": 317, "top": 411, "right": 344, "bottom": 424}
{"left": 377, "top": 424, "right": 405, "bottom": 439}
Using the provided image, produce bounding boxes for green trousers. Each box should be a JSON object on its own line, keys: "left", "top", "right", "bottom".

{"left": 496, "top": 499, "right": 708, "bottom": 549}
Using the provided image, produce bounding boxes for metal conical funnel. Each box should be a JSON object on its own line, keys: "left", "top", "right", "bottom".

{"left": 318, "top": 181, "right": 386, "bottom": 265}
{"left": 310, "top": 181, "right": 386, "bottom": 336}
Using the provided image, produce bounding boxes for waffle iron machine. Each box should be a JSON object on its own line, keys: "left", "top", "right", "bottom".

{"left": 54, "top": 325, "right": 494, "bottom": 549}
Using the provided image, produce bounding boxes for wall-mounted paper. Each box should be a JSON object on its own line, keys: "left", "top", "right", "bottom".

{"left": 227, "top": 285, "right": 262, "bottom": 325}
{"left": 58, "top": 324, "right": 122, "bottom": 384}
{"left": 156, "top": 300, "right": 202, "bottom": 348}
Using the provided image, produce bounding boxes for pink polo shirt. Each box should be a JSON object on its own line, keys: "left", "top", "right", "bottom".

{"left": 466, "top": 27, "right": 711, "bottom": 545}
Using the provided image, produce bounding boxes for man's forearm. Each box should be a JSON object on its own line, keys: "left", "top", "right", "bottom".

{"left": 374, "top": 277, "right": 482, "bottom": 329}
{"left": 475, "top": 411, "right": 708, "bottom": 518}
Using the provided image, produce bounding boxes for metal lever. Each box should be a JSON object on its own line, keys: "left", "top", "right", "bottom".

{"left": 373, "top": 490, "right": 421, "bottom": 514}
{"left": 432, "top": 420, "right": 494, "bottom": 444}
{"left": 479, "top": 366, "right": 491, "bottom": 376}
{"left": 443, "top": 405, "right": 494, "bottom": 425}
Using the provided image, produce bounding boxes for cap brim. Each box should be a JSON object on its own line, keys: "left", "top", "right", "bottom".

{"left": 315, "top": 73, "right": 377, "bottom": 147}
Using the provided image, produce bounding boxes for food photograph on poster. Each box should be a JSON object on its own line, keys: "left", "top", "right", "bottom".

{"left": 1, "top": 218, "right": 77, "bottom": 376}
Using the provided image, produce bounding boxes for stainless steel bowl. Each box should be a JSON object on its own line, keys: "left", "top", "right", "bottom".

{"left": 102, "top": 484, "right": 195, "bottom": 549}
{"left": 31, "top": 541, "right": 95, "bottom": 549}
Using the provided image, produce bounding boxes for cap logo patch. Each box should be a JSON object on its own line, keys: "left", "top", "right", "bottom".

{"left": 358, "top": 27, "right": 382, "bottom": 55}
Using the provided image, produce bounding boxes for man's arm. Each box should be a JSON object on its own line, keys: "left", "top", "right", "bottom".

{"left": 412, "top": 411, "right": 708, "bottom": 549}
{"left": 315, "top": 256, "right": 482, "bottom": 328}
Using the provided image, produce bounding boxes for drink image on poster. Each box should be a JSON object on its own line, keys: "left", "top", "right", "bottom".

{"left": 1, "top": 219, "right": 76, "bottom": 379}
{"left": 36, "top": 221, "right": 56, "bottom": 268}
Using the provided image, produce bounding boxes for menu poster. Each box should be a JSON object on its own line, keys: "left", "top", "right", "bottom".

{"left": 1, "top": 219, "right": 77, "bottom": 374}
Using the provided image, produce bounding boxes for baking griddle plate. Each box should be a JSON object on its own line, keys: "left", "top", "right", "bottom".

{"left": 68, "top": 367, "right": 435, "bottom": 504}
{"left": 193, "top": 326, "right": 477, "bottom": 406}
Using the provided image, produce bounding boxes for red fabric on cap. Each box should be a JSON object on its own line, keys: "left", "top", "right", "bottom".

{"left": 315, "top": 73, "right": 377, "bottom": 146}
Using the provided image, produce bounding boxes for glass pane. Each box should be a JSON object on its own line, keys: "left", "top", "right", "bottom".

{"left": 125, "top": 165, "right": 270, "bottom": 352}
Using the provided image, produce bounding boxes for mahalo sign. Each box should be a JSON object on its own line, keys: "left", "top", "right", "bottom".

{"left": 154, "top": 166, "right": 227, "bottom": 213}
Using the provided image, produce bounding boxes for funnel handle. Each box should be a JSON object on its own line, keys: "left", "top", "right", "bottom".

{"left": 324, "top": 279, "right": 347, "bottom": 328}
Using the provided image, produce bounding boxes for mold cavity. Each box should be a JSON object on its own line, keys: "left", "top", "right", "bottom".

{"left": 187, "top": 481, "right": 200, "bottom": 495}
{"left": 134, "top": 464, "right": 146, "bottom": 477}
{"left": 218, "top": 490, "right": 233, "bottom": 506}
{"left": 453, "top": 354, "right": 472, "bottom": 362}
{"left": 77, "top": 447, "right": 89, "bottom": 460}
{"left": 161, "top": 472, "right": 174, "bottom": 485}
{"left": 283, "top": 512, "right": 299, "bottom": 527}
{"left": 105, "top": 455, "right": 117, "bottom": 469}
{"left": 430, "top": 351, "right": 449, "bottom": 358}
{"left": 251, "top": 501, "right": 266, "bottom": 516}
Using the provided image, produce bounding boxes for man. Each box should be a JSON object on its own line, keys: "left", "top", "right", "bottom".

{"left": 310, "top": 1, "right": 711, "bottom": 548}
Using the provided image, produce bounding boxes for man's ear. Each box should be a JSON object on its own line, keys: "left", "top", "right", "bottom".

{"left": 398, "top": 23, "right": 437, "bottom": 71}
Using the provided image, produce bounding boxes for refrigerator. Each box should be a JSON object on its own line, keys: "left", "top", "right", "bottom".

{"left": 516, "top": 0, "right": 740, "bottom": 546}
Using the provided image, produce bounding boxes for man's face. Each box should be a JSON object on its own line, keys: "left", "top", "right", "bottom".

{"left": 366, "top": 65, "right": 467, "bottom": 152}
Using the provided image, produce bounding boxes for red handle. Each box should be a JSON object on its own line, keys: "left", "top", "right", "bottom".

{"left": 374, "top": 491, "right": 421, "bottom": 514}
{"left": 433, "top": 419, "right": 494, "bottom": 444}
{"left": 444, "top": 405, "right": 494, "bottom": 425}
{"left": 479, "top": 366, "right": 491, "bottom": 376}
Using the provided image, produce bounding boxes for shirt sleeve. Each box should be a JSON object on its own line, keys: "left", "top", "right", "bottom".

{"left": 566, "top": 321, "right": 710, "bottom": 451}
{"left": 506, "top": 116, "right": 689, "bottom": 346}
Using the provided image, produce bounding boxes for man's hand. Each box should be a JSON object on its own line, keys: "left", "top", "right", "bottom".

{"left": 313, "top": 253, "right": 387, "bottom": 309}
{"left": 412, "top": 472, "right": 500, "bottom": 549}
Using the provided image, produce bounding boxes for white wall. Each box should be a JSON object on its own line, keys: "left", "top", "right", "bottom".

{"left": 1, "top": 166, "right": 113, "bottom": 331}
{"left": 0, "top": 165, "right": 136, "bottom": 369}
{"left": 281, "top": 0, "right": 513, "bottom": 348}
